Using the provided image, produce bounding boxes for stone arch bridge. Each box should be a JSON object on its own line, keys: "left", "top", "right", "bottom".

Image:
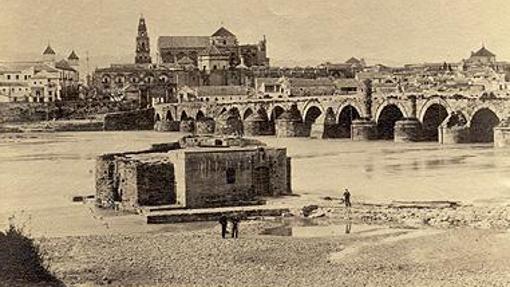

{"left": 154, "top": 91, "right": 510, "bottom": 144}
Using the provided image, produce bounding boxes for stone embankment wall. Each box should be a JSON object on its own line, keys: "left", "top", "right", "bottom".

{"left": 0, "top": 100, "right": 138, "bottom": 123}
{"left": 103, "top": 108, "right": 155, "bottom": 131}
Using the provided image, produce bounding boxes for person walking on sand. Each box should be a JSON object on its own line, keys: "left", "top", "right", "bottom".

{"left": 343, "top": 188, "right": 352, "bottom": 208}
{"left": 230, "top": 215, "right": 240, "bottom": 239}
{"left": 219, "top": 215, "right": 228, "bottom": 239}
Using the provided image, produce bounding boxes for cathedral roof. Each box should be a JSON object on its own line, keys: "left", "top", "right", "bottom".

{"left": 472, "top": 46, "right": 495, "bottom": 57}
{"left": 212, "top": 27, "right": 235, "bottom": 37}
{"left": 43, "top": 45, "right": 56, "bottom": 55}
{"left": 68, "top": 50, "right": 79, "bottom": 60}
{"left": 158, "top": 36, "right": 210, "bottom": 49}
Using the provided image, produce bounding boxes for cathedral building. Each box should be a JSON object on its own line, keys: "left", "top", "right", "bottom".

{"left": 157, "top": 27, "right": 269, "bottom": 68}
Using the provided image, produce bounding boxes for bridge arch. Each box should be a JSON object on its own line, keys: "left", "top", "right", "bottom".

{"left": 375, "top": 100, "right": 410, "bottom": 122}
{"left": 303, "top": 105, "right": 324, "bottom": 136}
{"left": 469, "top": 107, "right": 500, "bottom": 143}
{"left": 180, "top": 110, "right": 190, "bottom": 121}
{"left": 302, "top": 102, "right": 325, "bottom": 122}
{"left": 268, "top": 105, "right": 286, "bottom": 122}
{"left": 196, "top": 110, "right": 205, "bottom": 121}
{"left": 155, "top": 113, "right": 161, "bottom": 122}
{"left": 418, "top": 97, "right": 452, "bottom": 123}
{"left": 337, "top": 104, "right": 362, "bottom": 138}
{"left": 376, "top": 103, "right": 405, "bottom": 140}
{"left": 420, "top": 99, "right": 451, "bottom": 141}
{"left": 242, "top": 107, "right": 254, "bottom": 120}
{"left": 335, "top": 101, "right": 365, "bottom": 120}
{"left": 165, "top": 110, "right": 174, "bottom": 121}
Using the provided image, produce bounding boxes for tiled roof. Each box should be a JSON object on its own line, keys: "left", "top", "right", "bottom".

{"left": 158, "top": 36, "right": 210, "bottom": 49}
{"left": 0, "top": 81, "right": 29, "bottom": 87}
{"left": 472, "top": 46, "right": 496, "bottom": 57}
{"left": 177, "top": 56, "right": 195, "bottom": 65}
{"left": 55, "top": 60, "right": 76, "bottom": 71}
{"left": 334, "top": 78, "right": 361, "bottom": 88}
{"left": 43, "top": 45, "right": 56, "bottom": 55}
{"left": 211, "top": 27, "right": 235, "bottom": 37}
{"left": 287, "top": 78, "right": 335, "bottom": 87}
{"left": 199, "top": 45, "right": 226, "bottom": 56}
{"left": 195, "top": 85, "right": 253, "bottom": 96}
{"left": 0, "top": 62, "right": 59, "bottom": 73}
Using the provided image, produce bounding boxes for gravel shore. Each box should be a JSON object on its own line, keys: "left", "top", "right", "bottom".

{"left": 38, "top": 208, "right": 510, "bottom": 287}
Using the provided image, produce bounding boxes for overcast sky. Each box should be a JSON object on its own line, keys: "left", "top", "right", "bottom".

{"left": 1, "top": 0, "right": 510, "bottom": 68}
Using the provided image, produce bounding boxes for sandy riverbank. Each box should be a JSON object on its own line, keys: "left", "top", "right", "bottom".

{"left": 37, "top": 215, "right": 510, "bottom": 287}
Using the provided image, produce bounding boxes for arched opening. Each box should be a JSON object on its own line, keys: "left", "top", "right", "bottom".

{"left": 229, "top": 107, "right": 241, "bottom": 119}
{"left": 270, "top": 106, "right": 285, "bottom": 122}
{"left": 470, "top": 108, "right": 500, "bottom": 143}
{"left": 337, "top": 105, "right": 361, "bottom": 138}
{"left": 180, "top": 111, "right": 189, "bottom": 121}
{"left": 422, "top": 104, "right": 448, "bottom": 141}
{"left": 155, "top": 113, "right": 161, "bottom": 122}
{"left": 166, "top": 110, "right": 173, "bottom": 121}
{"left": 243, "top": 108, "right": 254, "bottom": 120}
{"left": 304, "top": 106, "right": 322, "bottom": 136}
{"left": 268, "top": 106, "right": 285, "bottom": 135}
{"left": 377, "top": 104, "right": 404, "bottom": 140}
{"left": 219, "top": 107, "right": 227, "bottom": 115}
{"left": 196, "top": 110, "right": 205, "bottom": 121}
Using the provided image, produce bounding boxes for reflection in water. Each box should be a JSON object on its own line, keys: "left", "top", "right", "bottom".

{"left": 345, "top": 222, "right": 351, "bottom": 234}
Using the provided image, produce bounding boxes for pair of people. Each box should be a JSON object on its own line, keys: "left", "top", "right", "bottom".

{"left": 219, "top": 215, "right": 240, "bottom": 239}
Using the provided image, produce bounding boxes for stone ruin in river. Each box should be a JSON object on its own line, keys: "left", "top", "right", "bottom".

{"left": 95, "top": 136, "right": 292, "bottom": 211}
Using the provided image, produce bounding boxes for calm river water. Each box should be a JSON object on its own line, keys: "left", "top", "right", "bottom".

{"left": 0, "top": 131, "right": 509, "bottom": 236}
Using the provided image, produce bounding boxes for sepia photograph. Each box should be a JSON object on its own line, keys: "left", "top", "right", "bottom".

{"left": 1, "top": 0, "right": 510, "bottom": 286}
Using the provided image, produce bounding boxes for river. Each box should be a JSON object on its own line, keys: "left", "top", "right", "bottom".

{"left": 0, "top": 131, "right": 509, "bottom": 236}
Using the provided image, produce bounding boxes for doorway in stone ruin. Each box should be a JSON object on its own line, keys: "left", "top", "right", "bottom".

{"left": 253, "top": 166, "right": 271, "bottom": 196}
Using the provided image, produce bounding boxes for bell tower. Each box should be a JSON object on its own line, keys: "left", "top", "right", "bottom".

{"left": 135, "top": 16, "right": 152, "bottom": 64}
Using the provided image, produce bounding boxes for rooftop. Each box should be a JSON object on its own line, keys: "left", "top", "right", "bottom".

{"left": 158, "top": 36, "right": 210, "bottom": 49}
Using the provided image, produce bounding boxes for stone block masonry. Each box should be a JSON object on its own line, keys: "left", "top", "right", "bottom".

{"left": 103, "top": 108, "right": 155, "bottom": 131}
{"left": 95, "top": 136, "right": 292, "bottom": 212}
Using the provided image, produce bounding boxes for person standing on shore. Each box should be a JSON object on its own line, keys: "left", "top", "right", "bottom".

{"left": 219, "top": 215, "right": 228, "bottom": 239}
{"left": 343, "top": 188, "right": 352, "bottom": 208}
{"left": 230, "top": 215, "right": 240, "bottom": 239}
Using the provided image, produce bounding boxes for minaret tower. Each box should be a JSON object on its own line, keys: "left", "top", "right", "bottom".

{"left": 135, "top": 15, "right": 152, "bottom": 64}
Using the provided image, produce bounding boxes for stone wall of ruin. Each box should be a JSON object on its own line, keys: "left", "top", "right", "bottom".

{"left": 103, "top": 108, "right": 155, "bottom": 131}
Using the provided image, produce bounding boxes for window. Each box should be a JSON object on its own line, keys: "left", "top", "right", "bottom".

{"left": 48, "top": 91, "right": 52, "bottom": 96}
{"left": 15, "top": 75, "right": 19, "bottom": 80}
{"left": 24, "top": 75, "right": 28, "bottom": 80}
{"left": 7, "top": 75, "right": 10, "bottom": 80}
{"left": 226, "top": 168, "right": 236, "bottom": 184}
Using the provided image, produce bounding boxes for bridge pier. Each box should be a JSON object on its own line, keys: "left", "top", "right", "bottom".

{"left": 276, "top": 111, "right": 304, "bottom": 137}
{"left": 493, "top": 119, "right": 510, "bottom": 147}
{"left": 351, "top": 119, "right": 377, "bottom": 141}
{"left": 154, "top": 120, "right": 180, "bottom": 132}
{"left": 196, "top": 118, "right": 216, "bottom": 134}
{"left": 215, "top": 112, "right": 244, "bottom": 137}
{"left": 180, "top": 119, "right": 195, "bottom": 133}
{"left": 394, "top": 118, "right": 422, "bottom": 142}
{"left": 438, "top": 126, "right": 471, "bottom": 144}
{"left": 244, "top": 113, "right": 270, "bottom": 136}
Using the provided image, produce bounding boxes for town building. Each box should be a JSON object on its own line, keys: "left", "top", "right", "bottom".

{"left": 0, "top": 46, "right": 80, "bottom": 103}
{"left": 95, "top": 136, "right": 292, "bottom": 210}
